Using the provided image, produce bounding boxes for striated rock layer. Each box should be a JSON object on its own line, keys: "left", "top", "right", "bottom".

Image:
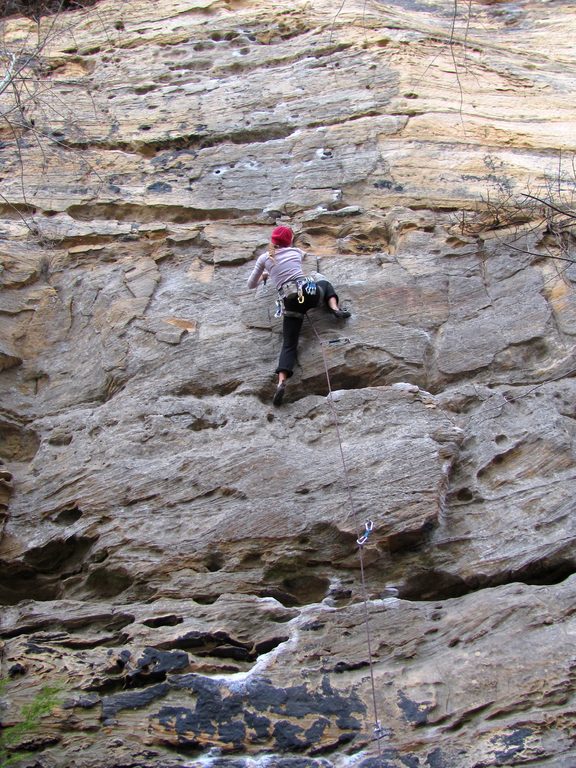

{"left": 0, "top": 1, "right": 575, "bottom": 766}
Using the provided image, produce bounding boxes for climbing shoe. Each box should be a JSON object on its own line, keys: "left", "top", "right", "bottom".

{"left": 273, "top": 382, "right": 286, "bottom": 407}
{"left": 332, "top": 308, "right": 351, "bottom": 319}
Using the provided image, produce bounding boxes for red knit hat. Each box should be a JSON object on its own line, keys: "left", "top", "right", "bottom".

{"left": 271, "top": 225, "right": 294, "bottom": 247}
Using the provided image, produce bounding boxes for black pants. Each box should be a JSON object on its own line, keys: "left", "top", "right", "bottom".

{"left": 276, "top": 280, "right": 338, "bottom": 377}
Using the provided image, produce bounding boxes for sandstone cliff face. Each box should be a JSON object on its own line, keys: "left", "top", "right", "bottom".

{"left": 1, "top": 1, "right": 575, "bottom": 766}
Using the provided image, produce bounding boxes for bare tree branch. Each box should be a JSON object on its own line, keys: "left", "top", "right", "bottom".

{"left": 522, "top": 193, "right": 576, "bottom": 221}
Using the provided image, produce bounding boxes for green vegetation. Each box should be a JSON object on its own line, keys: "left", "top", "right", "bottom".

{"left": 0, "top": 681, "right": 62, "bottom": 767}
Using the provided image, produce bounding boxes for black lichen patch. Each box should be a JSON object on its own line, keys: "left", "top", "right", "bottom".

{"left": 426, "top": 747, "right": 447, "bottom": 768}
{"left": 206, "top": 759, "right": 334, "bottom": 768}
{"left": 374, "top": 179, "right": 404, "bottom": 192}
{"left": 397, "top": 689, "right": 433, "bottom": 726}
{"left": 245, "top": 710, "right": 272, "bottom": 742}
{"left": 8, "top": 662, "right": 26, "bottom": 677}
{"left": 358, "top": 757, "right": 395, "bottom": 768}
{"left": 492, "top": 727, "right": 533, "bottom": 764}
{"left": 128, "top": 647, "right": 189, "bottom": 685}
{"left": 273, "top": 720, "right": 307, "bottom": 751}
{"left": 359, "top": 750, "right": 420, "bottom": 768}
{"left": 157, "top": 704, "right": 216, "bottom": 742}
{"left": 62, "top": 692, "right": 100, "bottom": 710}
{"left": 304, "top": 717, "right": 330, "bottom": 747}
{"left": 147, "top": 181, "right": 173, "bottom": 193}
{"left": 274, "top": 760, "right": 335, "bottom": 768}
{"left": 151, "top": 673, "right": 365, "bottom": 754}
{"left": 219, "top": 718, "right": 247, "bottom": 746}
{"left": 102, "top": 681, "right": 171, "bottom": 721}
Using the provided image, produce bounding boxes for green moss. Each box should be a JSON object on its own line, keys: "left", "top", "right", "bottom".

{"left": 0, "top": 680, "right": 62, "bottom": 766}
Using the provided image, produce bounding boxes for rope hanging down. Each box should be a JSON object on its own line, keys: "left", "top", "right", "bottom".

{"left": 306, "top": 311, "right": 385, "bottom": 756}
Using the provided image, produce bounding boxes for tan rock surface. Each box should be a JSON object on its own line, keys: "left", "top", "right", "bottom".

{"left": 1, "top": 1, "right": 576, "bottom": 767}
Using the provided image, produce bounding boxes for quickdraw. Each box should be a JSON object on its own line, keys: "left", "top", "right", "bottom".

{"left": 374, "top": 721, "right": 386, "bottom": 739}
{"left": 357, "top": 519, "right": 374, "bottom": 547}
{"left": 306, "top": 312, "right": 384, "bottom": 759}
{"left": 297, "top": 277, "right": 317, "bottom": 304}
{"left": 321, "top": 337, "right": 350, "bottom": 347}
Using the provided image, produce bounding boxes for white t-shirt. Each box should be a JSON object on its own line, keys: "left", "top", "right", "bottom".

{"left": 247, "top": 247, "right": 306, "bottom": 290}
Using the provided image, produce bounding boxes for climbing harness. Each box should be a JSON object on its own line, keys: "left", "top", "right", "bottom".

{"left": 306, "top": 312, "right": 384, "bottom": 760}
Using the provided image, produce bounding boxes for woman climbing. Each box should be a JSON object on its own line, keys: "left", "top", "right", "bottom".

{"left": 247, "top": 225, "right": 350, "bottom": 406}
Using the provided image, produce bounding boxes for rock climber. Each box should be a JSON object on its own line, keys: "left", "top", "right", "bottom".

{"left": 247, "top": 225, "right": 350, "bottom": 406}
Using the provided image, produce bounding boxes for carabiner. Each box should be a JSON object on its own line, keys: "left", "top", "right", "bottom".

{"left": 357, "top": 519, "right": 374, "bottom": 546}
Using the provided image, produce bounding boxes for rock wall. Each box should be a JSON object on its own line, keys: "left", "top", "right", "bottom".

{"left": 1, "top": 1, "right": 575, "bottom": 766}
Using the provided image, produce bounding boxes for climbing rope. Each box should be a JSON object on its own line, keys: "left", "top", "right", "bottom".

{"left": 306, "top": 311, "right": 385, "bottom": 757}
{"left": 289, "top": 233, "right": 575, "bottom": 757}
